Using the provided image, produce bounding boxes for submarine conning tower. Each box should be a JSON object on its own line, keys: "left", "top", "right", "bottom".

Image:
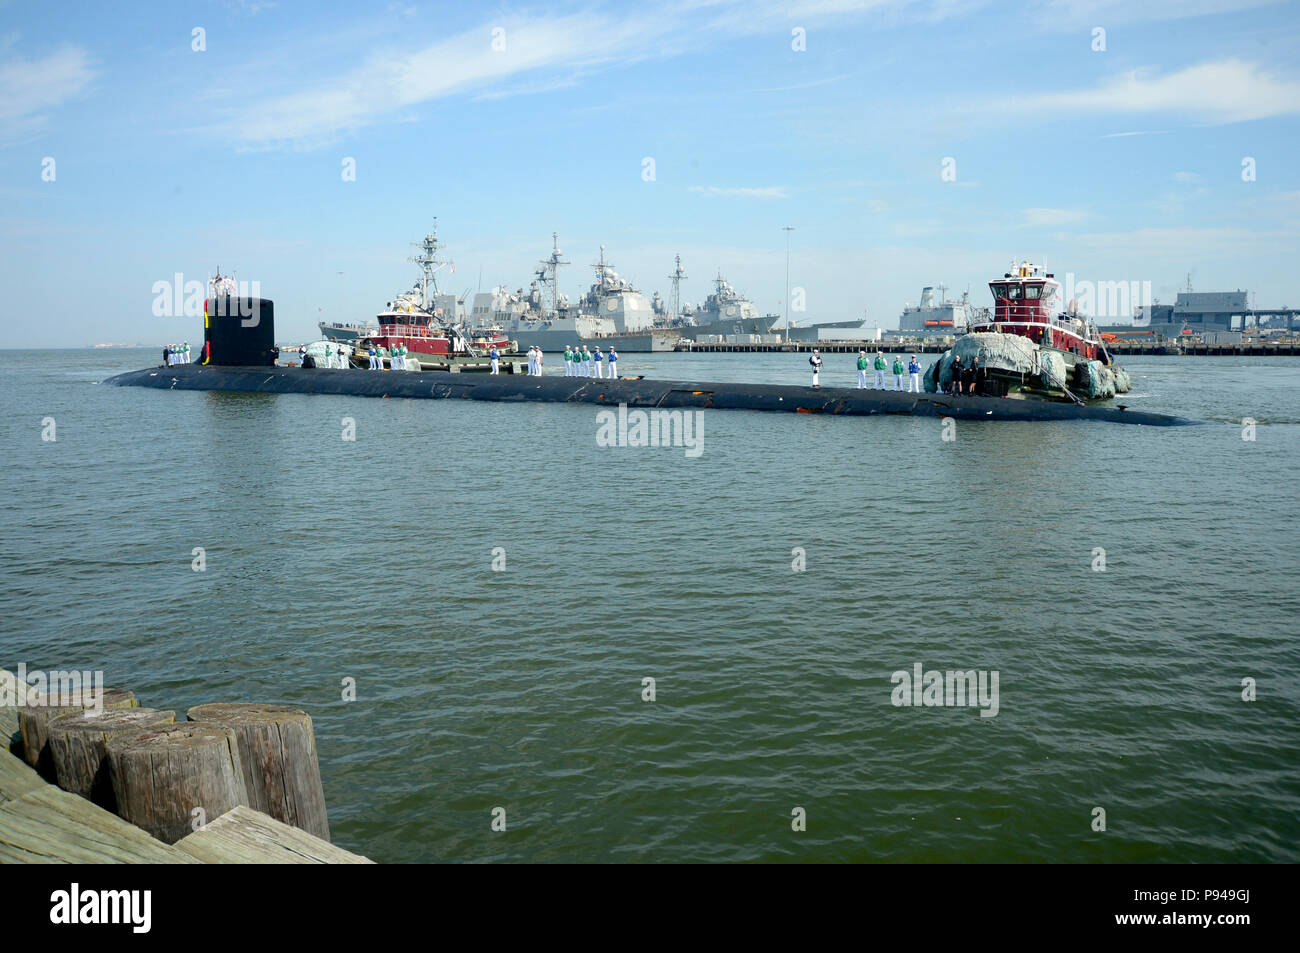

{"left": 202, "top": 296, "right": 275, "bottom": 366}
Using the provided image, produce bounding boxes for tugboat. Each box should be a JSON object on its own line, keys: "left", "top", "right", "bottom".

{"left": 355, "top": 224, "right": 515, "bottom": 369}
{"left": 924, "top": 261, "right": 1132, "bottom": 402}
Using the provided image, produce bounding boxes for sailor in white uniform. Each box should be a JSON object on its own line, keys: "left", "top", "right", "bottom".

{"left": 593, "top": 347, "right": 604, "bottom": 378}
{"left": 607, "top": 347, "right": 617, "bottom": 378}
{"left": 809, "top": 349, "right": 823, "bottom": 387}
{"left": 490, "top": 346, "right": 500, "bottom": 374}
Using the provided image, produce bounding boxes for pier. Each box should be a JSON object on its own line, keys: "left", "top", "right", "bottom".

{"left": 0, "top": 670, "right": 371, "bottom": 864}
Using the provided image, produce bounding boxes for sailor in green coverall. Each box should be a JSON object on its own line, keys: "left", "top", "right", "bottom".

{"left": 564, "top": 346, "right": 574, "bottom": 376}
{"left": 856, "top": 350, "right": 869, "bottom": 389}
{"left": 892, "top": 356, "right": 905, "bottom": 391}
{"left": 873, "top": 351, "right": 887, "bottom": 389}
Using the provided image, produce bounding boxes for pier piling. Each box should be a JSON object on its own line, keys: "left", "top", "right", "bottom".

{"left": 107, "top": 723, "right": 249, "bottom": 844}
{"left": 186, "top": 702, "right": 331, "bottom": 842}
{"left": 18, "top": 688, "right": 138, "bottom": 778}
{"left": 48, "top": 707, "right": 177, "bottom": 808}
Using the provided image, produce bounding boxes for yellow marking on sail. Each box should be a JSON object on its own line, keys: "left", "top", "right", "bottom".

{"left": 201, "top": 303, "right": 210, "bottom": 364}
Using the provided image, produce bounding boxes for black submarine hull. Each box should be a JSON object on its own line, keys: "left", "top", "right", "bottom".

{"left": 103, "top": 363, "right": 1197, "bottom": 426}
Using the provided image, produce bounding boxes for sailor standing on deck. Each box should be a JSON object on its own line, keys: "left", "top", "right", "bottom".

{"left": 367, "top": 345, "right": 377, "bottom": 370}
{"left": 607, "top": 347, "right": 617, "bottom": 378}
{"left": 908, "top": 355, "right": 921, "bottom": 392}
{"left": 856, "top": 350, "right": 868, "bottom": 388}
{"left": 564, "top": 346, "right": 574, "bottom": 376}
{"left": 949, "top": 355, "right": 963, "bottom": 396}
{"left": 299, "top": 345, "right": 306, "bottom": 366}
{"left": 892, "top": 355, "right": 905, "bottom": 391}
{"left": 873, "top": 351, "right": 887, "bottom": 389}
{"left": 809, "top": 349, "right": 823, "bottom": 388}
{"left": 593, "top": 347, "right": 604, "bottom": 378}
{"left": 536, "top": 348, "right": 544, "bottom": 376}
{"left": 490, "top": 345, "right": 500, "bottom": 374}
{"left": 582, "top": 346, "right": 593, "bottom": 377}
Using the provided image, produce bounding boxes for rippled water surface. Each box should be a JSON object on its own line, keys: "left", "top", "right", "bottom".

{"left": 2, "top": 348, "right": 1297, "bottom": 862}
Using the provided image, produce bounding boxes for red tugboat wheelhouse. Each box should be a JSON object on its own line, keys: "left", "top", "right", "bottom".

{"left": 972, "top": 261, "right": 1103, "bottom": 359}
{"left": 355, "top": 223, "right": 512, "bottom": 367}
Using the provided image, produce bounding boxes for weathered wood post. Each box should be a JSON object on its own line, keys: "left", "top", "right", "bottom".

{"left": 186, "top": 703, "right": 330, "bottom": 841}
{"left": 48, "top": 707, "right": 176, "bottom": 808}
{"left": 18, "top": 688, "right": 138, "bottom": 778}
{"left": 106, "top": 723, "right": 248, "bottom": 844}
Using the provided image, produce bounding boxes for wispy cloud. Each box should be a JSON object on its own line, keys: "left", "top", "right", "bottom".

{"left": 1021, "top": 207, "right": 1089, "bottom": 226}
{"left": 689, "top": 185, "right": 789, "bottom": 198}
{"left": 1075, "top": 226, "right": 1287, "bottom": 257}
{"left": 0, "top": 45, "right": 94, "bottom": 144}
{"left": 1099, "top": 130, "right": 1168, "bottom": 138}
{"left": 213, "top": 1, "right": 950, "bottom": 149}
{"left": 746, "top": 76, "right": 846, "bottom": 94}
{"left": 1002, "top": 59, "right": 1300, "bottom": 124}
{"left": 1031, "top": 0, "right": 1288, "bottom": 30}
{"left": 217, "top": 12, "right": 675, "bottom": 148}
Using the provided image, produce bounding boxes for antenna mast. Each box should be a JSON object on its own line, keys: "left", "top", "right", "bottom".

{"left": 540, "top": 232, "right": 569, "bottom": 316}
{"left": 409, "top": 218, "right": 448, "bottom": 308}
{"left": 668, "top": 254, "right": 687, "bottom": 321}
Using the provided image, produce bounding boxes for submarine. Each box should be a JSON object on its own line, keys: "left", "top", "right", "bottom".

{"left": 104, "top": 296, "right": 1198, "bottom": 427}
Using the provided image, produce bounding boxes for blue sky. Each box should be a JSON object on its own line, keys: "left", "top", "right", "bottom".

{"left": 2, "top": 0, "right": 1299, "bottom": 346}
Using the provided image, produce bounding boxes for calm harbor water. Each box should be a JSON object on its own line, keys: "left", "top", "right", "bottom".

{"left": 2, "top": 347, "right": 1298, "bottom": 863}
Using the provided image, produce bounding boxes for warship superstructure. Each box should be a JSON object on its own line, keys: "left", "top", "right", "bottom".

{"left": 676, "top": 273, "right": 778, "bottom": 340}
{"left": 898, "top": 285, "right": 975, "bottom": 336}
{"left": 468, "top": 238, "right": 679, "bottom": 351}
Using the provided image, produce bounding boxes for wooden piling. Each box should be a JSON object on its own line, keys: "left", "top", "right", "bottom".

{"left": 106, "top": 723, "right": 248, "bottom": 845}
{"left": 48, "top": 707, "right": 176, "bottom": 808}
{"left": 186, "top": 703, "right": 330, "bottom": 842}
{"left": 17, "top": 688, "right": 138, "bottom": 777}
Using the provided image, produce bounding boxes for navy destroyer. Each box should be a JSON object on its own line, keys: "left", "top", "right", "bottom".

{"left": 675, "top": 272, "right": 779, "bottom": 340}
{"left": 468, "top": 237, "right": 679, "bottom": 351}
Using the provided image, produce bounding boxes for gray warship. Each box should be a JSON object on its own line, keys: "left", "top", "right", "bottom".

{"left": 675, "top": 272, "right": 779, "bottom": 340}
{"left": 468, "top": 237, "right": 679, "bottom": 351}
{"left": 897, "top": 285, "right": 975, "bottom": 336}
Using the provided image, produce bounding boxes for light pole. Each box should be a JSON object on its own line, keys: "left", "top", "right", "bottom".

{"left": 782, "top": 225, "right": 794, "bottom": 343}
